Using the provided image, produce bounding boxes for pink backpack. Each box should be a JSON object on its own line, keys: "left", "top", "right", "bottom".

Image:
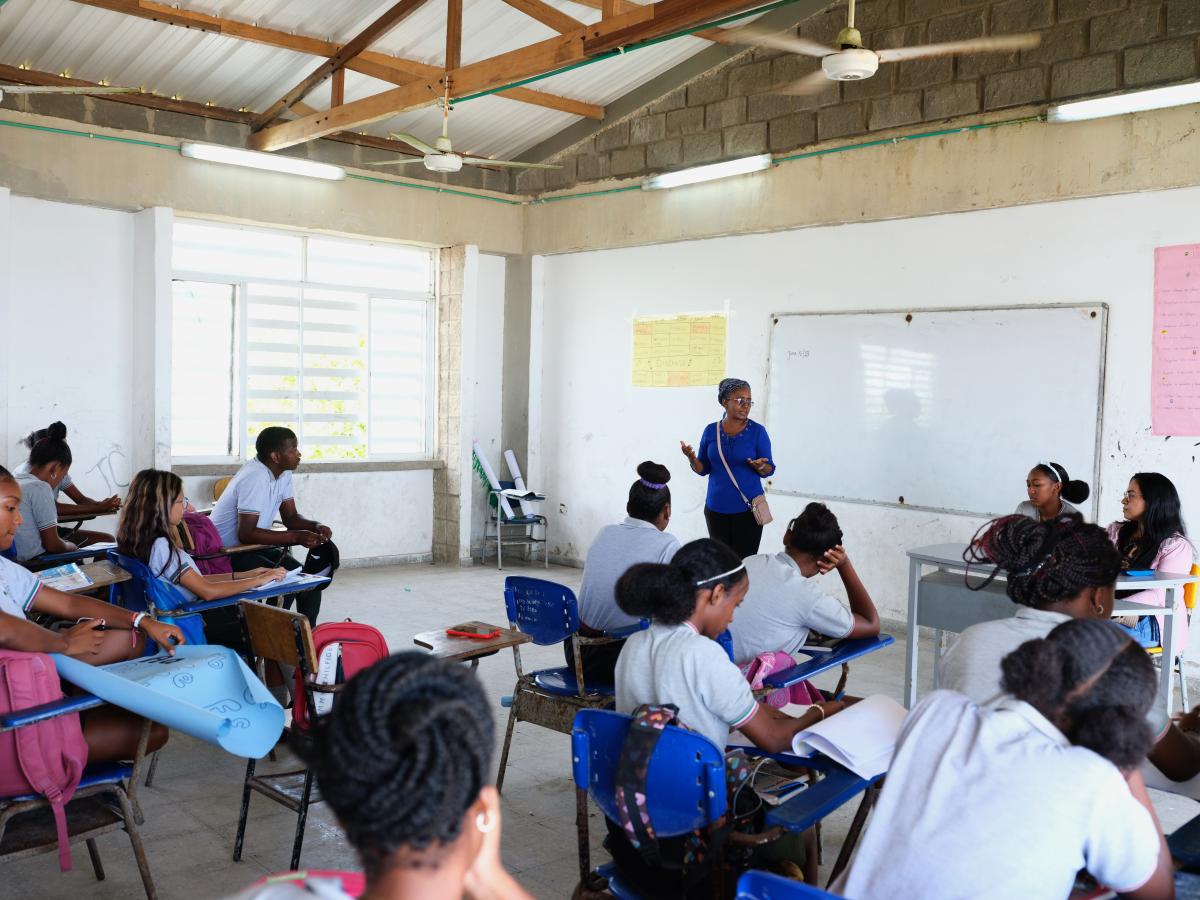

{"left": 293, "top": 620, "right": 389, "bottom": 732}
{"left": 0, "top": 650, "right": 89, "bottom": 870}
{"left": 181, "top": 511, "right": 233, "bottom": 576}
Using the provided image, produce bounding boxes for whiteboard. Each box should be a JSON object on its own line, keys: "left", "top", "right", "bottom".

{"left": 763, "top": 305, "right": 1107, "bottom": 517}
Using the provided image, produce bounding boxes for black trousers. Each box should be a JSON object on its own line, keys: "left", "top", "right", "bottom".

{"left": 231, "top": 547, "right": 323, "bottom": 626}
{"left": 704, "top": 507, "right": 763, "bottom": 559}
{"left": 563, "top": 637, "right": 626, "bottom": 686}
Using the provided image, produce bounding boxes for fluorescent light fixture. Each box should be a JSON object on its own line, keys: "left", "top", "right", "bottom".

{"left": 643, "top": 154, "right": 773, "bottom": 190}
{"left": 1048, "top": 80, "right": 1200, "bottom": 123}
{"left": 180, "top": 141, "right": 346, "bottom": 181}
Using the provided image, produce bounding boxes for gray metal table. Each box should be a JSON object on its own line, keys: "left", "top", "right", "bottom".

{"left": 905, "top": 542, "right": 1198, "bottom": 716}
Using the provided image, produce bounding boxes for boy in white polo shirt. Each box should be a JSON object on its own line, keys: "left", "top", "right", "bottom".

{"left": 210, "top": 427, "right": 332, "bottom": 625}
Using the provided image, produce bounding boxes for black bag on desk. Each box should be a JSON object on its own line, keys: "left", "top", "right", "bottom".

{"left": 302, "top": 540, "right": 340, "bottom": 590}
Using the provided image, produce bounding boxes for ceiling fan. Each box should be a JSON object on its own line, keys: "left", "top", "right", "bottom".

{"left": 370, "top": 88, "right": 559, "bottom": 174}
{"left": 727, "top": 0, "right": 1040, "bottom": 95}
{"left": 0, "top": 84, "right": 139, "bottom": 103}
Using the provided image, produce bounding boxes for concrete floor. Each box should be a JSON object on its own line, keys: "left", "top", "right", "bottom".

{"left": 3, "top": 560, "right": 1198, "bottom": 899}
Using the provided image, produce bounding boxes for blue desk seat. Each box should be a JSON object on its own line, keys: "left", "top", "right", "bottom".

{"left": 762, "top": 635, "right": 896, "bottom": 690}
{"left": 738, "top": 870, "right": 843, "bottom": 898}
{"left": 533, "top": 667, "right": 614, "bottom": 697}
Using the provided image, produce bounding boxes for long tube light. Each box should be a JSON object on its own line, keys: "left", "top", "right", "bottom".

{"left": 643, "top": 154, "right": 773, "bottom": 190}
{"left": 180, "top": 141, "right": 346, "bottom": 181}
{"left": 1048, "top": 80, "right": 1200, "bottom": 123}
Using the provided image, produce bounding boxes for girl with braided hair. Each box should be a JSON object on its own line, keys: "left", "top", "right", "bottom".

{"left": 838, "top": 619, "right": 1173, "bottom": 899}
{"left": 942, "top": 513, "right": 1119, "bottom": 704}
{"left": 233, "top": 652, "right": 531, "bottom": 900}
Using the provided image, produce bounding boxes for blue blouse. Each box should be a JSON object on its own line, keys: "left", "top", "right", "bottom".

{"left": 695, "top": 419, "right": 775, "bottom": 515}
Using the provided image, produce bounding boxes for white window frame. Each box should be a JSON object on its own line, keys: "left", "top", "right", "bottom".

{"left": 169, "top": 222, "right": 437, "bottom": 466}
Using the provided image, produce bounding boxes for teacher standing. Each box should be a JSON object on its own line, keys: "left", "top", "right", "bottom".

{"left": 680, "top": 378, "right": 776, "bottom": 559}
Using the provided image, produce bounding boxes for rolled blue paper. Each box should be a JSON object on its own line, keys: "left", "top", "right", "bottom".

{"left": 52, "top": 645, "right": 285, "bottom": 758}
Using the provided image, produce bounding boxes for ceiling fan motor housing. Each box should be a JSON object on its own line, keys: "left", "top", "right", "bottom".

{"left": 822, "top": 48, "right": 879, "bottom": 81}
{"left": 424, "top": 152, "right": 464, "bottom": 173}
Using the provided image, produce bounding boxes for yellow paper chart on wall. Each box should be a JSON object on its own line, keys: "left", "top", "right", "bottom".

{"left": 632, "top": 314, "right": 727, "bottom": 387}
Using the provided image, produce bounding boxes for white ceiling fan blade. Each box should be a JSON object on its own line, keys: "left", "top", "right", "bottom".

{"left": 1, "top": 85, "right": 139, "bottom": 94}
{"left": 719, "top": 24, "right": 837, "bottom": 58}
{"left": 366, "top": 157, "right": 429, "bottom": 166}
{"left": 387, "top": 131, "right": 438, "bottom": 155}
{"left": 769, "top": 68, "right": 833, "bottom": 96}
{"left": 462, "top": 158, "right": 561, "bottom": 169}
{"left": 876, "top": 33, "right": 1040, "bottom": 64}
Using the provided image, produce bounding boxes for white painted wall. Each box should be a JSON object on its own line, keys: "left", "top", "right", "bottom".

{"left": 469, "top": 254, "right": 507, "bottom": 555}
{"left": 537, "top": 185, "right": 1200, "bottom": 621}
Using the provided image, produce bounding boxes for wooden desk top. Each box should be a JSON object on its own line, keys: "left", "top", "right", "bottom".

{"left": 57, "top": 510, "right": 98, "bottom": 524}
{"left": 414, "top": 621, "right": 531, "bottom": 663}
{"left": 60, "top": 560, "right": 131, "bottom": 594}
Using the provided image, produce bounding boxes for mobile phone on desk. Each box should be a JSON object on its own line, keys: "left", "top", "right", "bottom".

{"left": 1124, "top": 569, "right": 1156, "bottom": 577}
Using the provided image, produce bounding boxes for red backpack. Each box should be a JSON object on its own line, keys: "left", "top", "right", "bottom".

{"left": 293, "top": 620, "right": 389, "bottom": 732}
{"left": 0, "top": 651, "right": 89, "bottom": 871}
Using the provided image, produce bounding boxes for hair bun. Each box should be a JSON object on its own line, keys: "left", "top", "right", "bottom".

{"left": 1062, "top": 479, "right": 1090, "bottom": 505}
{"left": 636, "top": 460, "right": 671, "bottom": 485}
{"left": 46, "top": 421, "right": 67, "bottom": 441}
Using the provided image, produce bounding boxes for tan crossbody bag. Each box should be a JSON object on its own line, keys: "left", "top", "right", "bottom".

{"left": 713, "top": 421, "right": 773, "bottom": 527}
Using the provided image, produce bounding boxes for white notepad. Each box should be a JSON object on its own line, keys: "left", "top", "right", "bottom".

{"left": 790, "top": 694, "right": 907, "bottom": 780}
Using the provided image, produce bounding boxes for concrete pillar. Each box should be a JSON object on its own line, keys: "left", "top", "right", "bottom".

{"left": 131, "top": 206, "right": 173, "bottom": 473}
{"left": 0, "top": 187, "right": 9, "bottom": 462}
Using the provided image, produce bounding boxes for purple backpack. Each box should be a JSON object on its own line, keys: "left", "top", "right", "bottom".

{"left": 0, "top": 650, "right": 89, "bottom": 870}
{"left": 181, "top": 511, "right": 233, "bottom": 576}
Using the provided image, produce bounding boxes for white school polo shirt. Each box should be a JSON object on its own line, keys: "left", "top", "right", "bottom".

{"left": 13, "top": 461, "right": 72, "bottom": 500}
{"left": 1014, "top": 498, "right": 1081, "bottom": 521}
{"left": 0, "top": 555, "right": 42, "bottom": 619}
{"left": 941, "top": 606, "right": 1072, "bottom": 704}
{"left": 837, "top": 691, "right": 1160, "bottom": 900}
{"left": 211, "top": 459, "right": 294, "bottom": 548}
{"left": 577, "top": 518, "right": 680, "bottom": 632}
{"left": 615, "top": 621, "right": 758, "bottom": 750}
{"left": 729, "top": 552, "right": 853, "bottom": 665}
{"left": 149, "top": 537, "right": 201, "bottom": 603}
{"left": 13, "top": 473, "right": 58, "bottom": 562}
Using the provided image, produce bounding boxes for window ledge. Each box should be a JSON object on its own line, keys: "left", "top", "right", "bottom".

{"left": 173, "top": 460, "right": 445, "bottom": 477}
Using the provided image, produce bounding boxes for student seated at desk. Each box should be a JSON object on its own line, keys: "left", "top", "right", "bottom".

{"left": 11, "top": 424, "right": 83, "bottom": 562}
{"left": 231, "top": 653, "right": 532, "bottom": 900}
{"left": 0, "top": 466, "right": 182, "bottom": 760}
{"left": 210, "top": 427, "right": 333, "bottom": 626}
{"left": 16, "top": 421, "right": 121, "bottom": 544}
{"left": 838, "top": 619, "right": 1173, "bottom": 900}
{"left": 1108, "top": 472, "right": 1194, "bottom": 650}
{"left": 729, "top": 503, "right": 879, "bottom": 701}
{"left": 1016, "top": 460, "right": 1089, "bottom": 522}
{"left": 117, "top": 469, "right": 285, "bottom": 604}
{"left": 565, "top": 461, "right": 680, "bottom": 684}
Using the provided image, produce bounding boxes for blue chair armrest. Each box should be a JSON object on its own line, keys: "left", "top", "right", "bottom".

{"left": 764, "top": 759, "right": 882, "bottom": 834}
{"left": 605, "top": 620, "right": 650, "bottom": 640}
{"left": 165, "top": 576, "right": 333, "bottom": 617}
{"left": 0, "top": 693, "right": 105, "bottom": 731}
{"left": 761, "top": 635, "right": 896, "bottom": 690}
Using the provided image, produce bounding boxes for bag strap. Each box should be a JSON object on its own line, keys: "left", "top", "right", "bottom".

{"left": 713, "top": 420, "right": 753, "bottom": 510}
{"left": 614, "top": 704, "right": 680, "bottom": 866}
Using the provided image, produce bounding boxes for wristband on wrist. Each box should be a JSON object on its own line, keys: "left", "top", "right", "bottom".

{"left": 131, "top": 612, "right": 146, "bottom": 632}
{"left": 809, "top": 704, "right": 825, "bottom": 722}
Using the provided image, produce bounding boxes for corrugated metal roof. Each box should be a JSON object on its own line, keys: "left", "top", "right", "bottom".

{"left": 0, "top": 0, "right": 720, "bottom": 159}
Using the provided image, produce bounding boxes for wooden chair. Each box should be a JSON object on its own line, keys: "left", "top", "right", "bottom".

{"left": 0, "top": 695, "right": 157, "bottom": 899}
{"left": 212, "top": 476, "right": 233, "bottom": 502}
{"left": 232, "top": 600, "right": 331, "bottom": 871}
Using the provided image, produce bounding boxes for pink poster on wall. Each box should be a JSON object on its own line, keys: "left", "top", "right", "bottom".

{"left": 1153, "top": 244, "right": 1200, "bottom": 435}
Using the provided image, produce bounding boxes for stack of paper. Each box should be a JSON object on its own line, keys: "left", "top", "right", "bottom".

{"left": 791, "top": 694, "right": 907, "bottom": 779}
{"left": 37, "top": 562, "right": 94, "bottom": 591}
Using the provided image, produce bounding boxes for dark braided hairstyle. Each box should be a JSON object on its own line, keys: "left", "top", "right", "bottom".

{"left": 616, "top": 538, "right": 746, "bottom": 625}
{"left": 963, "top": 514, "right": 1121, "bottom": 608}
{"left": 1001, "top": 618, "right": 1156, "bottom": 768}
{"left": 307, "top": 652, "right": 494, "bottom": 876}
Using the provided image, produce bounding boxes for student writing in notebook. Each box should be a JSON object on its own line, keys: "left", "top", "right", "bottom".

{"left": 1016, "top": 461, "right": 1089, "bottom": 522}
{"left": 566, "top": 461, "right": 680, "bottom": 684}
{"left": 729, "top": 502, "right": 879, "bottom": 703}
{"left": 838, "top": 619, "right": 1173, "bottom": 900}
{"left": 15, "top": 421, "right": 121, "bottom": 543}
{"left": 117, "top": 469, "right": 284, "bottom": 606}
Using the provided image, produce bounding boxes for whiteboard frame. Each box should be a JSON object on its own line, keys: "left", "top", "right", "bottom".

{"left": 761, "top": 302, "right": 1109, "bottom": 519}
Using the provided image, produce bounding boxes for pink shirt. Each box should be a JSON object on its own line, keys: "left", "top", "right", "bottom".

{"left": 1107, "top": 522, "right": 1195, "bottom": 653}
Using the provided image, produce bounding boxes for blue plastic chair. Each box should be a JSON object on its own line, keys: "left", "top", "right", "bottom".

{"left": 107, "top": 551, "right": 210, "bottom": 646}
{"left": 737, "top": 870, "right": 843, "bottom": 898}
{"left": 0, "top": 690, "right": 156, "bottom": 898}
{"left": 495, "top": 576, "right": 617, "bottom": 793}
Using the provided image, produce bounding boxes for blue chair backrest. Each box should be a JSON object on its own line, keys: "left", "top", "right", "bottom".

{"left": 572, "top": 708, "right": 726, "bottom": 837}
{"left": 717, "top": 628, "right": 735, "bottom": 662}
{"left": 109, "top": 550, "right": 207, "bottom": 647}
{"left": 737, "top": 870, "right": 843, "bottom": 898}
{"left": 505, "top": 576, "right": 580, "bottom": 646}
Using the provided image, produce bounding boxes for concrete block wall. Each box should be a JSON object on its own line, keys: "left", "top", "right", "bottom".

{"left": 433, "top": 245, "right": 466, "bottom": 564}
{"left": 517, "top": 0, "right": 1200, "bottom": 193}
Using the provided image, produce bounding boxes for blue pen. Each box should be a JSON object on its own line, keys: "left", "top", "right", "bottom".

{"left": 833, "top": 691, "right": 845, "bottom": 702}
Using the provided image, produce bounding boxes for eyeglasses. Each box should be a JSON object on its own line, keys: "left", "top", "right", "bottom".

{"left": 1122, "top": 491, "right": 1138, "bottom": 501}
{"left": 728, "top": 398, "right": 754, "bottom": 408}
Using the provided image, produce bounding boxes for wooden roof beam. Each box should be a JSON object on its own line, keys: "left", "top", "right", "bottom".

{"left": 446, "top": 0, "right": 463, "bottom": 70}
{"left": 249, "top": 0, "right": 773, "bottom": 151}
{"left": 64, "top": 0, "right": 602, "bottom": 119}
{"left": 567, "top": 0, "right": 735, "bottom": 41}
{"left": 500, "top": 0, "right": 584, "bottom": 33}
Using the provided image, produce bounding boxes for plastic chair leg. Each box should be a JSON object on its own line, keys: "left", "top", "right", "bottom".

{"left": 86, "top": 837, "right": 106, "bottom": 881}
{"left": 232, "top": 757, "right": 256, "bottom": 862}
{"left": 495, "top": 697, "right": 520, "bottom": 794}
{"left": 290, "top": 768, "right": 316, "bottom": 871}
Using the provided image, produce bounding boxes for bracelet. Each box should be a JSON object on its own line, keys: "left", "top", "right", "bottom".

{"left": 809, "top": 704, "right": 825, "bottom": 722}
{"left": 131, "top": 612, "right": 146, "bottom": 632}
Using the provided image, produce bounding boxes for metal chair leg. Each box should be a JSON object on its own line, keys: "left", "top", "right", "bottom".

{"left": 233, "top": 757, "right": 256, "bottom": 862}
{"left": 116, "top": 788, "right": 158, "bottom": 900}
{"left": 144, "top": 750, "right": 160, "bottom": 788}
{"left": 575, "top": 786, "right": 592, "bottom": 887}
{"left": 86, "top": 837, "right": 106, "bottom": 881}
{"left": 495, "top": 696, "right": 520, "bottom": 794}
{"left": 290, "top": 768, "right": 316, "bottom": 871}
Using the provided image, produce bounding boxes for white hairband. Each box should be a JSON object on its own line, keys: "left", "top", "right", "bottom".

{"left": 695, "top": 563, "right": 745, "bottom": 586}
{"left": 1038, "top": 461, "right": 1062, "bottom": 483}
